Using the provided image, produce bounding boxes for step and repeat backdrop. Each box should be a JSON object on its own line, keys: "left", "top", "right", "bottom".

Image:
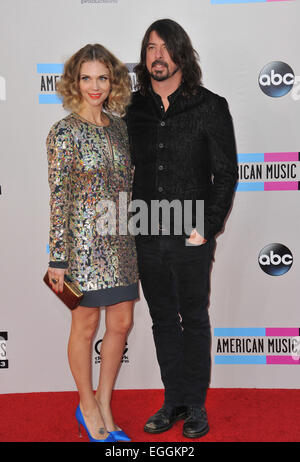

{"left": 0, "top": 0, "right": 299, "bottom": 393}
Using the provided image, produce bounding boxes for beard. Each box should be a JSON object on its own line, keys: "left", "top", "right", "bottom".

{"left": 150, "top": 60, "right": 179, "bottom": 82}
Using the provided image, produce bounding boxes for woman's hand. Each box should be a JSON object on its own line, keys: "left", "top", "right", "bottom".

{"left": 187, "top": 229, "right": 207, "bottom": 246}
{"left": 48, "top": 267, "right": 68, "bottom": 293}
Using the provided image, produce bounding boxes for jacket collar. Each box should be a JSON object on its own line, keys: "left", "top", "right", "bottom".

{"left": 148, "top": 83, "right": 183, "bottom": 105}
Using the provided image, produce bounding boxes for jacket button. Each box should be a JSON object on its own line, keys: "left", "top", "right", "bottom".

{"left": 158, "top": 143, "right": 164, "bottom": 149}
{"left": 158, "top": 165, "right": 164, "bottom": 170}
{"left": 158, "top": 186, "right": 163, "bottom": 192}
{"left": 160, "top": 121, "right": 165, "bottom": 127}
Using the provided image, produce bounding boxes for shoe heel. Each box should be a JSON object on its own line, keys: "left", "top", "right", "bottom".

{"left": 75, "top": 405, "right": 115, "bottom": 443}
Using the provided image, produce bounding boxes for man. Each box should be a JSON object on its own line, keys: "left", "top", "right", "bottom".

{"left": 126, "top": 19, "right": 237, "bottom": 438}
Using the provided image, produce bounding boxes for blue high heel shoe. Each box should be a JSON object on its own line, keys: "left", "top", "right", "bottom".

{"left": 75, "top": 405, "right": 116, "bottom": 442}
{"left": 109, "top": 428, "right": 131, "bottom": 442}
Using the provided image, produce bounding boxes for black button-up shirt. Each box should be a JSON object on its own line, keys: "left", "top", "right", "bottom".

{"left": 126, "top": 84, "right": 238, "bottom": 240}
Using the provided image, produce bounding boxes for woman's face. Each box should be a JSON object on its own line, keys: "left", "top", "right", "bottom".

{"left": 78, "top": 60, "right": 111, "bottom": 110}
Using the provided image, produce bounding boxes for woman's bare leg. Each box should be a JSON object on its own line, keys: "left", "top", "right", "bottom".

{"left": 68, "top": 305, "right": 109, "bottom": 439}
{"left": 95, "top": 300, "right": 134, "bottom": 431}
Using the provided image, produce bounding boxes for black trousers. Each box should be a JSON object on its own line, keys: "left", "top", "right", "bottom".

{"left": 136, "top": 237, "right": 215, "bottom": 407}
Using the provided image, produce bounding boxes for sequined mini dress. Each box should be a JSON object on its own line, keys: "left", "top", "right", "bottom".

{"left": 47, "top": 112, "right": 139, "bottom": 307}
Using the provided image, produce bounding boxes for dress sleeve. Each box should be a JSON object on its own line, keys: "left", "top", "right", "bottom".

{"left": 46, "top": 122, "right": 73, "bottom": 268}
{"left": 204, "top": 96, "right": 238, "bottom": 240}
{"left": 118, "top": 116, "right": 135, "bottom": 184}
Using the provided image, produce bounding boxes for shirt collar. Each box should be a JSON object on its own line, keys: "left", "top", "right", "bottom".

{"left": 149, "top": 83, "right": 183, "bottom": 104}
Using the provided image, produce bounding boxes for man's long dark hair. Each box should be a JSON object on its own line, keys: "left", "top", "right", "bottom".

{"left": 134, "top": 19, "right": 202, "bottom": 96}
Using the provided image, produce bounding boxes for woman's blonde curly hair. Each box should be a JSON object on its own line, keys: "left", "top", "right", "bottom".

{"left": 57, "top": 44, "right": 131, "bottom": 116}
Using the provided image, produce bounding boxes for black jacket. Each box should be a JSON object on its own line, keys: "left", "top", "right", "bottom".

{"left": 126, "top": 85, "right": 238, "bottom": 240}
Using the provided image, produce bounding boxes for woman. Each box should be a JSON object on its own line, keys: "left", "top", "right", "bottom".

{"left": 46, "top": 44, "right": 138, "bottom": 442}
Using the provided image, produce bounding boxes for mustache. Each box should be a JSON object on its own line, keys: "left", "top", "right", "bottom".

{"left": 151, "top": 60, "right": 168, "bottom": 69}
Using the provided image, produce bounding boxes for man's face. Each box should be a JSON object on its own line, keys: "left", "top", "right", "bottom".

{"left": 146, "top": 30, "right": 179, "bottom": 82}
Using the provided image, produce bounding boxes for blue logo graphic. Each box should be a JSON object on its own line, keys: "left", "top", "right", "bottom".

{"left": 37, "top": 63, "right": 137, "bottom": 102}
{"left": 214, "top": 327, "right": 300, "bottom": 365}
{"left": 236, "top": 152, "right": 300, "bottom": 192}
{"left": 37, "top": 64, "right": 64, "bottom": 104}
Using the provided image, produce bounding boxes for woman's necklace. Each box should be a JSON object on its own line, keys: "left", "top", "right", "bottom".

{"left": 76, "top": 111, "right": 109, "bottom": 127}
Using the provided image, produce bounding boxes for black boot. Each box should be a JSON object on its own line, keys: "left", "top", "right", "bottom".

{"left": 183, "top": 406, "right": 209, "bottom": 438}
{"left": 144, "top": 404, "right": 188, "bottom": 434}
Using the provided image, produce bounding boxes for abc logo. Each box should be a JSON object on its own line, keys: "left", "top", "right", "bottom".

{"left": 258, "top": 243, "right": 293, "bottom": 276}
{"left": 259, "top": 61, "right": 294, "bottom": 97}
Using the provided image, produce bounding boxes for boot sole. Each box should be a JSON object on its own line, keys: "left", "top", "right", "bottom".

{"left": 144, "top": 412, "right": 187, "bottom": 434}
{"left": 183, "top": 425, "right": 209, "bottom": 438}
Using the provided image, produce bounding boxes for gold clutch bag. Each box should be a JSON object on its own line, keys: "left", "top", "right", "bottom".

{"left": 43, "top": 271, "right": 83, "bottom": 310}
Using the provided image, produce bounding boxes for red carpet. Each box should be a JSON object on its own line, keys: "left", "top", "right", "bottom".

{"left": 0, "top": 389, "right": 299, "bottom": 442}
